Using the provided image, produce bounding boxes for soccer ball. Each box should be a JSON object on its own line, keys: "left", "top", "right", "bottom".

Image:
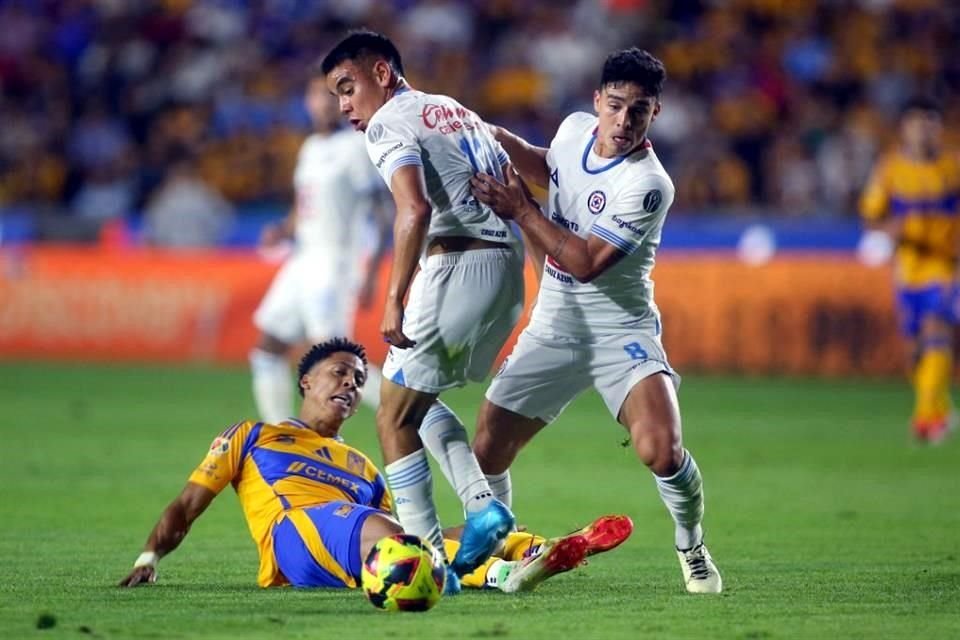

{"left": 361, "top": 534, "right": 445, "bottom": 612}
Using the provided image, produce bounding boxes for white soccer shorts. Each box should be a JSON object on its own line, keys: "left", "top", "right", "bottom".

{"left": 253, "top": 252, "right": 358, "bottom": 344}
{"left": 485, "top": 327, "right": 680, "bottom": 423}
{"left": 382, "top": 248, "right": 524, "bottom": 394}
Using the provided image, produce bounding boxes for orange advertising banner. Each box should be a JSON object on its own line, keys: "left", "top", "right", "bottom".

{"left": 0, "top": 247, "right": 903, "bottom": 376}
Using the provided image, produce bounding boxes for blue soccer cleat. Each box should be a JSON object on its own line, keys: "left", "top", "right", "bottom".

{"left": 450, "top": 499, "right": 515, "bottom": 577}
{"left": 443, "top": 564, "right": 461, "bottom": 595}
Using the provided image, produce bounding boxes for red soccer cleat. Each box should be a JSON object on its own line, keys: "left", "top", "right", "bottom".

{"left": 569, "top": 514, "right": 634, "bottom": 557}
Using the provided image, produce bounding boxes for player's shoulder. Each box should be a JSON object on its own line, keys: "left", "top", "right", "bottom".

{"left": 370, "top": 89, "right": 427, "bottom": 126}
{"left": 553, "top": 112, "right": 597, "bottom": 145}
{"left": 621, "top": 149, "right": 675, "bottom": 198}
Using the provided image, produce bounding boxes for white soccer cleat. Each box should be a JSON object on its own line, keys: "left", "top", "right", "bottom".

{"left": 676, "top": 542, "right": 722, "bottom": 594}
{"left": 498, "top": 534, "right": 589, "bottom": 593}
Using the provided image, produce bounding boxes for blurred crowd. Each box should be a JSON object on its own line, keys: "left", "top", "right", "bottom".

{"left": 0, "top": 0, "right": 958, "bottom": 245}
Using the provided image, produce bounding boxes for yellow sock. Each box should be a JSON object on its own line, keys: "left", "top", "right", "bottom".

{"left": 914, "top": 347, "right": 952, "bottom": 422}
{"left": 441, "top": 532, "right": 548, "bottom": 588}
{"left": 500, "top": 531, "right": 547, "bottom": 561}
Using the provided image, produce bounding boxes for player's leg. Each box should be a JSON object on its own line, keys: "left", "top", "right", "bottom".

{"left": 913, "top": 286, "right": 955, "bottom": 442}
{"left": 251, "top": 259, "right": 305, "bottom": 423}
{"left": 388, "top": 249, "right": 523, "bottom": 577}
{"left": 618, "top": 373, "right": 721, "bottom": 593}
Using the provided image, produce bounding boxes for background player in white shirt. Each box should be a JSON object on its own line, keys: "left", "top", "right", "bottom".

{"left": 250, "top": 65, "right": 390, "bottom": 423}
{"left": 469, "top": 48, "right": 723, "bottom": 594}
{"left": 320, "top": 30, "right": 521, "bottom": 591}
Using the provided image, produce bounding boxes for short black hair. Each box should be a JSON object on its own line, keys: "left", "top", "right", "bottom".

{"left": 296, "top": 338, "right": 368, "bottom": 397}
{"left": 320, "top": 29, "right": 404, "bottom": 77}
{"left": 600, "top": 48, "right": 666, "bottom": 99}
{"left": 900, "top": 94, "right": 943, "bottom": 118}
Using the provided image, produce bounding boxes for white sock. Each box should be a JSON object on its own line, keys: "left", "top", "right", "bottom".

{"left": 419, "top": 401, "right": 494, "bottom": 513}
{"left": 654, "top": 449, "right": 705, "bottom": 550}
{"left": 249, "top": 348, "right": 292, "bottom": 424}
{"left": 360, "top": 364, "right": 383, "bottom": 410}
{"left": 384, "top": 448, "right": 447, "bottom": 559}
{"left": 485, "top": 471, "right": 512, "bottom": 509}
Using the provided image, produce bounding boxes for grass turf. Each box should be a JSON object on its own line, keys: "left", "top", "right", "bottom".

{"left": 0, "top": 361, "right": 958, "bottom": 639}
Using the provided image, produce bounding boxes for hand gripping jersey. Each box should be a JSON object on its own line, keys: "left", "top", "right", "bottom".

{"left": 188, "top": 419, "right": 391, "bottom": 587}
{"left": 364, "top": 88, "right": 517, "bottom": 246}
{"left": 530, "top": 112, "right": 676, "bottom": 339}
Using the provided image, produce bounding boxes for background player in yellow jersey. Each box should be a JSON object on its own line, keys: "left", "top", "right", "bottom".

{"left": 860, "top": 96, "right": 960, "bottom": 443}
{"left": 118, "top": 338, "right": 632, "bottom": 592}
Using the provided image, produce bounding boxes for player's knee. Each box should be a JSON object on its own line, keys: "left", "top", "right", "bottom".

{"left": 359, "top": 513, "right": 403, "bottom": 564}
{"left": 473, "top": 402, "right": 520, "bottom": 474}
{"left": 631, "top": 423, "right": 683, "bottom": 477}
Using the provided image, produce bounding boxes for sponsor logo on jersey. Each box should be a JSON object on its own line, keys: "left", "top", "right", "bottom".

{"left": 367, "top": 123, "right": 385, "bottom": 143}
{"left": 209, "top": 437, "right": 230, "bottom": 456}
{"left": 610, "top": 214, "right": 645, "bottom": 237}
{"left": 421, "top": 103, "right": 479, "bottom": 135}
{"left": 551, "top": 211, "right": 579, "bottom": 232}
{"left": 375, "top": 142, "right": 403, "bottom": 169}
{"left": 642, "top": 189, "right": 662, "bottom": 213}
{"left": 545, "top": 259, "right": 574, "bottom": 284}
{"left": 286, "top": 461, "right": 361, "bottom": 493}
{"left": 588, "top": 190, "right": 606, "bottom": 214}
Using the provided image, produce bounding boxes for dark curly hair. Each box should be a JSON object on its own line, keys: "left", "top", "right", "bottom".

{"left": 296, "top": 338, "right": 368, "bottom": 397}
{"left": 600, "top": 47, "right": 666, "bottom": 98}
{"left": 320, "top": 29, "right": 405, "bottom": 77}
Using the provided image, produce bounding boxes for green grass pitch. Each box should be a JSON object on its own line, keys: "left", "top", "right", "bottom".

{"left": 1, "top": 361, "right": 958, "bottom": 639}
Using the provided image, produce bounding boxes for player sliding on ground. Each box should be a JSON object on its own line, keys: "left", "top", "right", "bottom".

{"left": 469, "top": 48, "right": 722, "bottom": 594}
{"left": 118, "top": 339, "right": 632, "bottom": 593}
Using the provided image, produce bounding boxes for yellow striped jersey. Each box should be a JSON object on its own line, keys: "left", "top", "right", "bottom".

{"left": 860, "top": 149, "right": 960, "bottom": 285}
{"left": 188, "top": 419, "right": 392, "bottom": 587}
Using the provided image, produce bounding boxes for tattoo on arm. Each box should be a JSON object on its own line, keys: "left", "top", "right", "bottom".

{"left": 551, "top": 233, "right": 568, "bottom": 260}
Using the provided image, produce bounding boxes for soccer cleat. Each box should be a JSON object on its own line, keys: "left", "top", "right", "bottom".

{"left": 499, "top": 534, "right": 589, "bottom": 593}
{"left": 676, "top": 542, "right": 722, "bottom": 594}
{"left": 443, "top": 565, "right": 461, "bottom": 595}
{"left": 566, "top": 514, "right": 634, "bottom": 557}
{"left": 451, "top": 499, "right": 515, "bottom": 577}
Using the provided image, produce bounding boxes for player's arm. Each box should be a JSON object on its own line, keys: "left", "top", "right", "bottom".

{"left": 382, "top": 165, "right": 432, "bottom": 348}
{"left": 471, "top": 164, "right": 623, "bottom": 283}
{"left": 490, "top": 125, "right": 550, "bottom": 190}
{"left": 859, "top": 160, "right": 902, "bottom": 238}
{"left": 118, "top": 482, "right": 216, "bottom": 587}
{"left": 119, "top": 422, "right": 250, "bottom": 587}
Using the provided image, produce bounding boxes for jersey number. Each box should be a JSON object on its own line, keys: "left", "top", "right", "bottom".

{"left": 458, "top": 131, "right": 498, "bottom": 176}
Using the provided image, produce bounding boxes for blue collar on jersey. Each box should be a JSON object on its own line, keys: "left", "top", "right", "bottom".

{"left": 581, "top": 134, "right": 648, "bottom": 174}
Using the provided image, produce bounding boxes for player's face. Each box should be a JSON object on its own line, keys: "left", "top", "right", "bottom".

{"left": 299, "top": 352, "right": 366, "bottom": 422}
{"left": 900, "top": 109, "right": 942, "bottom": 154}
{"left": 305, "top": 77, "right": 340, "bottom": 132}
{"left": 593, "top": 82, "right": 661, "bottom": 157}
{"left": 326, "top": 58, "right": 393, "bottom": 133}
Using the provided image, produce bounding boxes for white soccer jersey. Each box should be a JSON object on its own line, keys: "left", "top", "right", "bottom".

{"left": 364, "top": 88, "right": 517, "bottom": 245}
{"left": 530, "top": 112, "right": 676, "bottom": 338}
{"left": 293, "top": 129, "right": 379, "bottom": 255}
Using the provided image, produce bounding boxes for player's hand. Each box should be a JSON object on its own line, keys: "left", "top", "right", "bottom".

{"left": 118, "top": 565, "right": 157, "bottom": 588}
{"left": 381, "top": 300, "right": 416, "bottom": 349}
{"left": 470, "top": 163, "right": 538, "bottom": 221}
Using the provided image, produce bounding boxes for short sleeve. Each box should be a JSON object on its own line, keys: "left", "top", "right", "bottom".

{"left": 859, "top": 161, "right": 889, "bottom": 222}
{"left": 188, "top": 421, "right": 258, "bottom": 494}
{"left": 365, "top": 114, "right": 422, "bottom": 186}
{"left": 589, "top": 176, "right": 675, "bottom": 255}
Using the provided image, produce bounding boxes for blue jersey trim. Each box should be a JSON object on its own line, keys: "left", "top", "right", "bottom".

{"left": 591, "top": 225, "right": 635, "bottom": 254}
{"left": 581, "top": 135, "right": 629, "bottom": 174}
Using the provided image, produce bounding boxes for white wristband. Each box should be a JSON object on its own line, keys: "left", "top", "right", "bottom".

{"left": 134, "top": 551, "right": 159, "bottom": 569}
